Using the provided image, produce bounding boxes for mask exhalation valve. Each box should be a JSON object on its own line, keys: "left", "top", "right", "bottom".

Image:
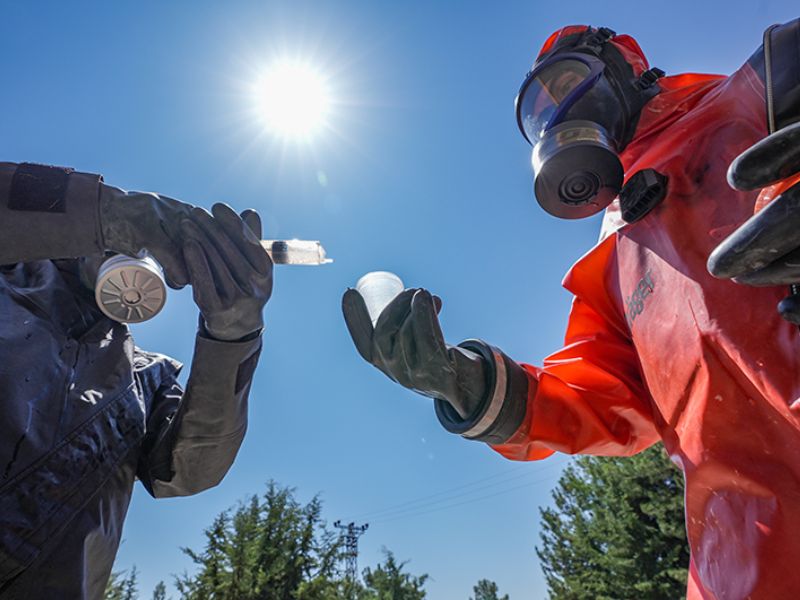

{"left": 559, "top": 170, "right": 603, "bottom": 205}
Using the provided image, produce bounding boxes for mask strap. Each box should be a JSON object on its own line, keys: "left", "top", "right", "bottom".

{"left": 636, "top": 67, "right": 666, "bottom": 90}
{"left": 576, "top": 27, "right": 616, "bottom": 55}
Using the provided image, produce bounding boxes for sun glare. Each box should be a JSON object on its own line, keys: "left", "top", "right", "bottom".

{"left": 256, "top": 60, "right": 331, "bottom": 141}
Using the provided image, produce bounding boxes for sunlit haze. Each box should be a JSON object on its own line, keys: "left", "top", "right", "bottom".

{"left": 255, "top": 60, "right": 331, "bottom": 141}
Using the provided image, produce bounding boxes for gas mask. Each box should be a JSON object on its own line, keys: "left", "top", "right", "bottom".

{"left": 515, "top": 27, "right": 663, "bottom": 219}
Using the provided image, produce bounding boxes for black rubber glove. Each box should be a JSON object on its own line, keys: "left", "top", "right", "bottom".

{"left": 181, "top": 203, "right": 273, "bottom": 341}
{"left": 707, "top": 122, "right": 800, "bottom": 323}
{"left": 342, "top": 287, "right": 488, "bottom": 419}
{"left": 100, "top": 184, "right": 196, "bottom": 289}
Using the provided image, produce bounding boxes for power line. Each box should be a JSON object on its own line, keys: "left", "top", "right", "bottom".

{"left": 363, "top": 470, "right": 543, "bottom": 521}
{"left": 371, "top": 467, "right": 563, "bottom": 524}
{"left": 340, "top": 463, "right": 554, "bottom": 522}
{"left": 341, "top": 461, "right": 565, "bottom": 523}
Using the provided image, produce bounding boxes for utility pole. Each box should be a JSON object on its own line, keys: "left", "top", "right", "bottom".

{"left": 334, "top": 520, "right": 369, "bottom": 586}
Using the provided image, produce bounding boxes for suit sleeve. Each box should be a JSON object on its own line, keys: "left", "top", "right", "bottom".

{"left": 0, "top": 162, "right": 105, "bottom": 264}
{"left": 492, "top": 295, "right": 660, "bottom": 461}
{"left": 436, "top": 236, "right": 660, "bottom": 460}
{"left": 137, "top": 332, "right": 262, "bottom": 498}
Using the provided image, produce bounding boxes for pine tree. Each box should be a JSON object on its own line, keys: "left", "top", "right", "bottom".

{"left": 178, "top": 511, "right": 232, "bottom": 599}
{"left": 110, "top": 482, "right": 429, "bottom": 600}
{"left": 175, "top": 481, "right": 342, "bottom": 600}
{"left": 537, "top": 444, "right": 689, "bottom": 599}
{"left": 152, "top": 581, "right": 168, "bottom": 600}
{"left": 470, "top": 579, "right": 509, "bottom": 600}
{"left": 104, "top": 565, "right": 138, "bottom": 600}
{"left": 359, "top": 550, "right": 428, "bottom": 600}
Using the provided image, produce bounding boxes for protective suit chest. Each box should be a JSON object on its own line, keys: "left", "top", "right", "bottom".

{"left": 606, "top": 35, "right": 800, "bottom": 433}
{"left": 0, "top": 262, "right": 143, "bottom": 477}
{"left": 615, "top": 128, "right": 800, "bottom": 431}
{"left": 567, "top": 54, "right": 800, "bottom": 598}
{"left": 0, "top": 261, "right": 149, "bottom": 593}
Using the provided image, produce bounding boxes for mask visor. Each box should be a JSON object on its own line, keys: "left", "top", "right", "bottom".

{"left": 515, "top": 54, "right": 605, "bottom": 146}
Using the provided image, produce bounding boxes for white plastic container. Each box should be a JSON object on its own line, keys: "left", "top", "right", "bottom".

{"left": 355, "top": 271, "right": 405, "bottom": 325}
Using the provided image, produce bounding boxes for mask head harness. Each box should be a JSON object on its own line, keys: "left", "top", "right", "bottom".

{"left": 515, "top": 26, "right": 664, "bottom": 219}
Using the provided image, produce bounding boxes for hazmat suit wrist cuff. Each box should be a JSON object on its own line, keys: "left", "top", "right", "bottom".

{"left": 54, "top": 168, "right": 105, "bottom": 256}
{"left": 434, "top": 340, "right": 528, "bottom": 445}
{"left": 72, "top": 170, "right": 106, "bottom": 255}
{"left": 198, "top": 318, "right": 263, "bottom": 343}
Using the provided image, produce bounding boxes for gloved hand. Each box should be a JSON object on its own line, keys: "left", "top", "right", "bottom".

{"left": 342, "top": 287, "right": 488, "bottom": 419}
{"left": 181, "top": 203, "right": 273, "bottom": 341}
{"left": 100, "top": 184, "right": 196, "bottom": 289}
{"left": 707, "top": 122, "right": 800, "bottom": 323}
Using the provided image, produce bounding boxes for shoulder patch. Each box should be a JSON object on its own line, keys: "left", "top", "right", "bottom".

{"left": 9, "top": 163, "right": 74, "bottom": 213}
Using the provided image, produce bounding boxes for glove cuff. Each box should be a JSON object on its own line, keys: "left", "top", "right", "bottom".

{"left": 198, "top": 316, "right": 263, "bottom": 343}
{"left": 435, "top": 339, "right": 528, "bottom": 445}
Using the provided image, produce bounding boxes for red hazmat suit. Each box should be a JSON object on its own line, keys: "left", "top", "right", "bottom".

{"left": 493, "top": 28, "right": 799, "bottom": 599}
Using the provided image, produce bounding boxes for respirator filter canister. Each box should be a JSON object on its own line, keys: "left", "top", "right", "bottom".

{"left": 532, "top": 120, "right": 623, "bottom": 219}
{"left": 95, "top": 254, "right": 167, "bottom": 323}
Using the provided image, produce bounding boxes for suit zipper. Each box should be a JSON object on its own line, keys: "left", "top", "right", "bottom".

{"left": 56, "top": 342, "right": 81, "bottom": 439}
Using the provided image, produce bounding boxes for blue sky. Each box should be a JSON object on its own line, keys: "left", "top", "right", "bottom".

{"left": 1, "top": 1, "right": 798, "bottom": 598}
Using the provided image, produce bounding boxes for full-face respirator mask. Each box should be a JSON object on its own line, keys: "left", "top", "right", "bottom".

{"left": 515, "top": 27, "right": 664, "bottom": 219}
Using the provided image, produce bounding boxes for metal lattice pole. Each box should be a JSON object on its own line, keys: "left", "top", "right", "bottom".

{"left": 334, "top": 520, "right": 369, "bottom": 584}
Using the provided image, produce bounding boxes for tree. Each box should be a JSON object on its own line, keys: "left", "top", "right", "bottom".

{"left": 537, "top": 444, "right": 689, "bottom": 599}
{"left": 294, "top": 576, "right": 364, "bottom": 600}
{"left": 470, "top": 579, "right": 509, "bottom": 600}
{"left": 104, "top": 565, "right": 138, "bottom": 600}
{"left": 152, "top": 580, "right": 168, "bottom": 600}
{"left": 176, "top": 481, "right": 342, "bottom": 600}
{"left": 107, "top": 482, "right": 429, "bottom": 600}
{"left": 359, "top": 550, "right": 428, "bottom": 600}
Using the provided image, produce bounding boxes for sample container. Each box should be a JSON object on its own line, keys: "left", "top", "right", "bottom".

{"left": 355, "top": 271, "right": 405, "bottom": 325}
{"left": 261, "top": 240, "right": 333, "bottom": 265}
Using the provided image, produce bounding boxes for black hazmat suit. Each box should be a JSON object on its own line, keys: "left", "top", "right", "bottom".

{"left": 0, "top": 163, "right": 262, "bottom": 598}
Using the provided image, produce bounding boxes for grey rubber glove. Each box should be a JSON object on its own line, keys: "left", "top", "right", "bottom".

{"left": 342, "top": 287, "right": 488, "bottom": 419}
{"left": 181, "top": 203, "right": 273, "bottom": 341}
{"left": 100, "top": 184, "right": 197, "bottom": 289}
{"left": 707, "top": 122, "right": 800, "bottom": 322}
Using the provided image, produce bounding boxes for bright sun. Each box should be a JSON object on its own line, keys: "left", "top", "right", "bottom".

{"left": 256, "top": 60, "right": 331, "bottom": 140}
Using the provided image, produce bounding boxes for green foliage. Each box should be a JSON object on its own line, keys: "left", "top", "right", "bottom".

{"left": 537, "top": 445, "right": 689, "bottom": 600}
{"left": 175, "top": 481, "right": 342, "bottom": 600}
{"left": 358, "top": 550, "right": 428, "bottom": 600}
{"left": 107, "top": 482, "right": 429, "bottom": 600}
{"left": 152, "top": 581, "right": 168, "bottom": 600}
{"left": 104, "top": 565, "right": 138, "bottom": 600}
{"left": 470, "top": 579, "right": 509, "bottom": 600}
{"left": 292, "top": 550, "right": 428, "bottom": 600}
{"left": 294, "top": 576, "right": 354, "bottom": 600}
